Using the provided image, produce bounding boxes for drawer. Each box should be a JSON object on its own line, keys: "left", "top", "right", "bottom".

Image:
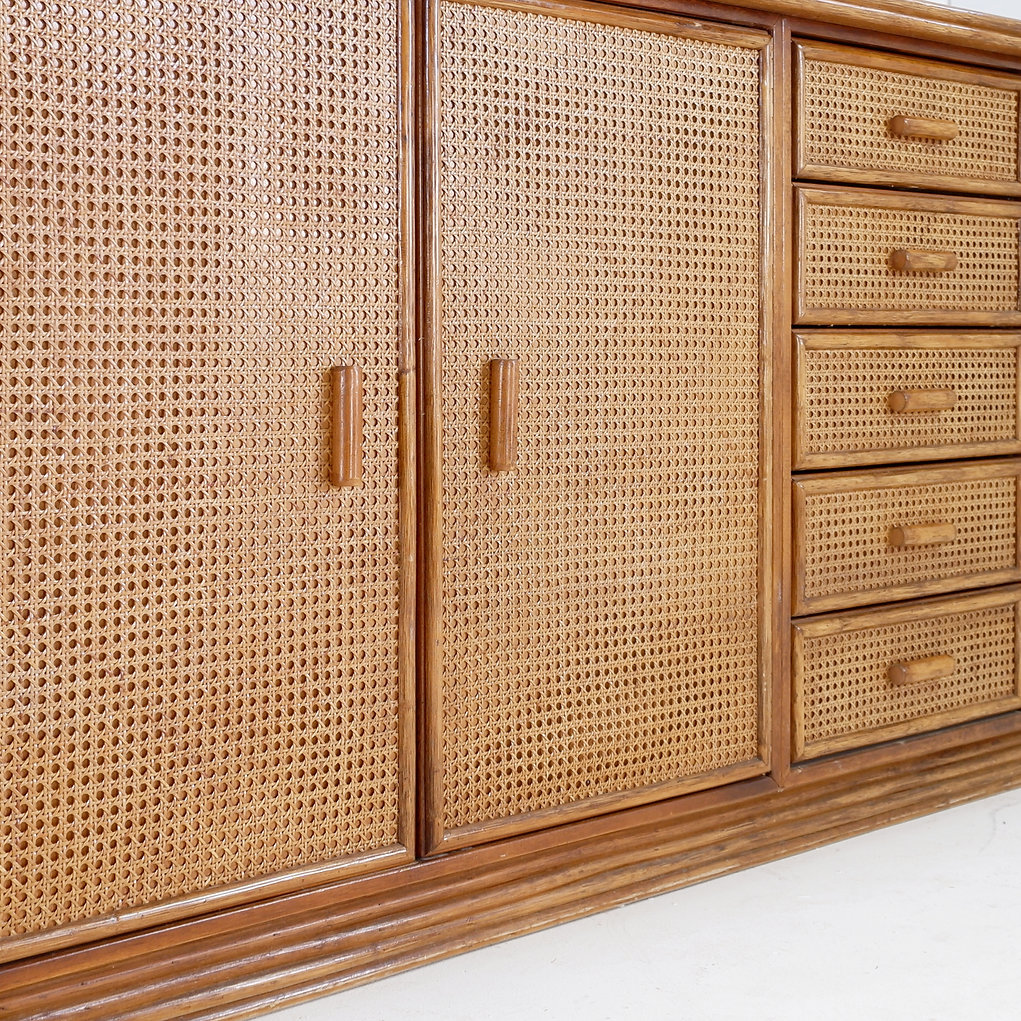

{"left": 794, "top": 40, "right": 1021, "bottom": 197}
{"left": 793, "top": 587, "right": 1021, "bottom": 760}
{"left": 794, "top": 331, "right": 1021, "bottom": 469}
{"left": 795, "top": 186, "right": 1021, "bottom": 326}
{"left": 793, "top": 460, "right": 1021, "bottom": 615}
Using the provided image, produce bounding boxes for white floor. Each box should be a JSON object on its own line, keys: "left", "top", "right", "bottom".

{"left": 265, "top": 786, "right": 1021, "bottom": 1021}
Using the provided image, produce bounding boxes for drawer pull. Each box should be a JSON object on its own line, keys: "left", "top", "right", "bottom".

{"left": 888, "top": 521, "right": 958, "bottom": 548}
{"left": 888, "top": 116, "right": 960, "bottom": 142}
{"left": 887, "top": 388, "right": 957, "bottom": 414}
{"left": 890, "top": 249, "right": 959, "bottom": 273}
{"left": 888, "top": 654, "right": 957, "bottom": 687}
{"left": 489, "top": 357, "right": 519, "bottom": 472}
{"left": 330, "top": 364, "right": 364, "bottom": 487}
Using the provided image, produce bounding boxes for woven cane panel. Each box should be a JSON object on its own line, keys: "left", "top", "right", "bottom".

{"left": 797, "top": 601, "right": 1019, "bottom": 757}
{"left": 1, "top": 0, "right": 403, "bottom": 940}
{"left": 798, "top": 195, "right": 1021, "bottom": 317}
{"left": 437, "top": 3, "right": 762, "bottom": 831}
{"left": 799, "top": 54, "right": 1020, "bottom": 185}
{"left": 798, "top": 344, "right": 1020, "bottom": 461}
{"left": 797, "top": 474, "right": 1020, "bottom": 610}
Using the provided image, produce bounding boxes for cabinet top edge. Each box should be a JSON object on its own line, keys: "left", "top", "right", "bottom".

{"left": 437, "top": 0, "right": 770, "bottom": 48}
{"left": 636, "top": 0, "right": 1021, "bottom": 60}
{"left": 793, "top": 35, "right": 1021, "bottom": 82}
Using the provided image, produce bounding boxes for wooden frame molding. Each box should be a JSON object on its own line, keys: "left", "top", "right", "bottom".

{"left": 4, "top": 0, "right": 1021, "bottom": 1015}
{"left": 3, "top": 715, "right": 1021, "bottom": 1021}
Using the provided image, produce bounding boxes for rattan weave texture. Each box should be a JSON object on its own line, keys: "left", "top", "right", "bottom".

{"left": 796, "top": 597, "right": 1020, "bottom": 757}
{"left": 437, "top": 2, "right": 763, "bottom": 832}
{"left": 798, "top": 51, "right": 1020, "bottom": 184}
{"left": 797, "top": 341, "right": 1021, "bottom": 463}
{"left": 1, "top": 0, "right": 403, "bottom": 939}
{"left": 798, "top": 192, "right": 1021, "bottom": 318}
{"left": 797, "top": 471, "right": 1020, "bottom": 611}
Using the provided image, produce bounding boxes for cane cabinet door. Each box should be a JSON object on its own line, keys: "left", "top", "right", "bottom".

{"left": 0, "top": 0, "right": 413, "bottom": 957}
{"left": 421, "top": 0, "right": 771, "bottom": 851}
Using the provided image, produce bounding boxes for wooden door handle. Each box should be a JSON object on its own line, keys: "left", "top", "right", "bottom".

{"left": 887, "top": 388, "right": 957, "bottom": 413}
{"left": 890, "top": 249, "right": 959, "bottom": 273}
{"left": 888, "top": 654, "right": 956, "bottom": 686}
{"left": 888, "top": 522, "right": 957, "bottom": 548}
{"left": 489, "top": 358, "right": 519, "bottom": 472}
{"left": 330, "top": 364, "right": 363, "bottom": 487}
{"left": 888, "top": 116, "right": 959, "bottom": 141}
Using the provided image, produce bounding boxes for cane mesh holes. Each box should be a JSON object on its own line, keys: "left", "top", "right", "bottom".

{"left": 799, "top": 53, "right": 1020, "bottom": 184}
{"left": 1, "top": 0, "right": 402, "bottom": 940}
{"left": 438, "top": 3, "right": 763, "bottom": 831}
{"left": 799, "top": 196, "right": 1021, "bottom": 316}
{"left": 799, "top": 475, "right": 1019, "bottom": 606}
{"left": 798, "top": 344, "right": 1020, "bottom": 459}
{"left": 798, "top": 602, "right": 1019, "bottom": 755}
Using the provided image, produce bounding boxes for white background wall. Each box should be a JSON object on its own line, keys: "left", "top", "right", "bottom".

{"left": 943, "top": 0, "right": 1016, "bottom": 16}
{"left": 938, "top": 0, "right": 1019, "bottom": 18}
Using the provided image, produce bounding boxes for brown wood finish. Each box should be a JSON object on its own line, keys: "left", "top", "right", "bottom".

{"left": 888, "top": 116, "right": 960, "bottom": 141}
{"left": 4, "top": 0, "right": 1021, "bottom": 1013}
{"left": 890, "top": 249, "right": 960, "bottom": 272}
{"left": 487, "top": 358, "right": 520, "bottom": 473}
{"left": 770, "top": 18, "right": 796, "bottom": 789}
{"left": 888, "top": 521, "right": 959, "bottom": 547}
{"left": 888, "top": 653, "right": 958, "bottom": 686}
{"left": 794, "top": 40, "right": 1021, "bottom": 196}
{"left": 330, "top": 365, "right": 365, "bottom": 487}
{"left": 793, "top": 331, "right": 1021, "bottom": 469}
{"left": 887, "top": 389, "right": 958, "bottom": 413}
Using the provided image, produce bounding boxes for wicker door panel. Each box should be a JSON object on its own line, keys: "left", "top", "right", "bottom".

{"left": 1, "top": 0, "right": 410, "bottom": 950}
{"left": 427, "top": 1, "right": 767, "bottom": 850}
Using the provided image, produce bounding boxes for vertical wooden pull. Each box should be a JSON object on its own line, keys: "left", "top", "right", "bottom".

{"left": 888, "top": 654, "right": 956, "bottom": 687}
{"left": 489, "top": 358, "right": 519, "bottom": 472}
{"left": 331, "top": 364, "right": 363, "bottom": 487}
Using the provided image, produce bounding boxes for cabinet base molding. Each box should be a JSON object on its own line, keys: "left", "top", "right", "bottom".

{"left": 3, "top": 717, "right": 1020, "bottom": 1021}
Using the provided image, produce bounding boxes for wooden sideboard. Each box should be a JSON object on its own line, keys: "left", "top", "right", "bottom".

{"left": 2, "top": 0, "right": 1021, "bottom": 1017}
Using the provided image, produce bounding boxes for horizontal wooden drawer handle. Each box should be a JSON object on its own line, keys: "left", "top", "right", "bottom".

{"left": 888, "top": 521, "right": 958, "bottom": 548}
{"left": 888, "top": 115, "right": 959, "bottom": 141}
{"left": 330, "top": 364, "right": 363, "bottom": 487}
{"left": 890, "top": 249, "right": 959, "bottom": 273}
{"left": 887, "top": 388, "right": 957, "bottom": 413}
{"left": 489, "top": 357, "right": 519, "bottom": 472}
{"left": 888, "top": 654, "right": 957, "bottom": 687}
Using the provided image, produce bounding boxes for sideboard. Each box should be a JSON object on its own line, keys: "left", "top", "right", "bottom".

{"left": 2, "top": 0, "right": 1021, "bottom": 1017}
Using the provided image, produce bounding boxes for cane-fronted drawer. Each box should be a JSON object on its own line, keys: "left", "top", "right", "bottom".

{"left": 795, "top": 40, "right": 1021, "bottom": 197}
{"left": 794, "top": 331, "right": 1021, "bottom": 469}
{"left": 793, "top": 460, "right": 1021, "bottom": 615}
{"left": 795, "top": 186, "right": 1021, "bottom": 326}
{"left": 793, "top": 587, "right": 1021, "bottom": 760}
